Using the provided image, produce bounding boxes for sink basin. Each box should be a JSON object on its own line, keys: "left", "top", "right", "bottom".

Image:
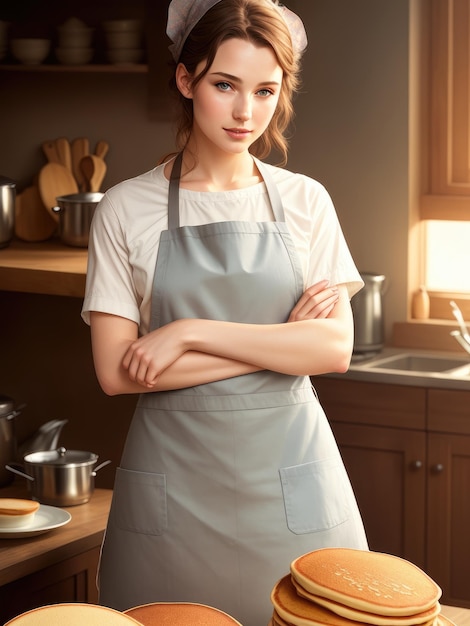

{"left": 367, "top": 354, "right": 468, "bottom": 373}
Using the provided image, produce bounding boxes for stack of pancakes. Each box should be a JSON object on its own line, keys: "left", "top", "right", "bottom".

{"left": 269, "top": 548, "right": 456, "bottom": 626}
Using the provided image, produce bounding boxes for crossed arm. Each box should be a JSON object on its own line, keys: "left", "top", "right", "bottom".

{"left": 90, "top": 280, "right": 354, "bottom": 396}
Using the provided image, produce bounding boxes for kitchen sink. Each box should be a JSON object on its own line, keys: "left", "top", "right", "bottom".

{"left": 367, "top": 354, "right": 468, "bottom": 373}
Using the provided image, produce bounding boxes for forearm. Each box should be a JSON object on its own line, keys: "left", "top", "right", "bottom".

{"left": 184, "top": 287, "right": 353, "bottom": 376}
{"left": 154, "top": 352, "right": 260, "bottom": 391}
{"left": 92, "top": 329, "right": 259, "bottom": 396}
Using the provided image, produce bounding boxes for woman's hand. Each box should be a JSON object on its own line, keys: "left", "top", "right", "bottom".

{"left": 288, "top": 280, "right": 339, "bottom": 322}
{"left": 122, "top": 318, "right": 189, "bottom": 388}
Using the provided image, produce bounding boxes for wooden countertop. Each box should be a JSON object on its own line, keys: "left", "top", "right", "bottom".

{"left": 0, "top": 239, "right": 87, "bottom": 298}
{"left": 442, "top": 605, "right": 470, "bottom": 625}
{"left": 0, "top": 486, "right": 111, "bottom": 586}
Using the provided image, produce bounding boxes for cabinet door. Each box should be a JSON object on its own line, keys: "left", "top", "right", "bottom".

{"left": 0, "top": 547, "right": 100, "bottom": 624}
{"left": 331, "top": 422, "right": 426, "bottom": 569}
{"left": 427, "top": 433, "right": 470, "bottom": 608}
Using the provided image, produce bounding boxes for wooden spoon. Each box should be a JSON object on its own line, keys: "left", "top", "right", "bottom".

{"left": 80, "top": 155, "right": 107, "bottom": 192}
{"left": 38, "top": 163, "right": 79, "bottom": 221}
{"left": 15, "top": 185, "right": 57, "bottom": 242}
{"left": 71, "top": 137, "right": 90, "bottom": 192}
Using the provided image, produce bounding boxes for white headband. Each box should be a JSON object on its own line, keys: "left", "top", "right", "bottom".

{"left": 166, "top": 0, "right": 308, "bottom": 63}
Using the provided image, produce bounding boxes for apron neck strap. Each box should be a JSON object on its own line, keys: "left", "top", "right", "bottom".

{"left": 168, "top": 152, "right": 286, "bottom": 229}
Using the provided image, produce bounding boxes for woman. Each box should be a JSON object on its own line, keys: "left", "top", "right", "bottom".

{"left": 82, "top": 1, "right": 368, "bottom": 624}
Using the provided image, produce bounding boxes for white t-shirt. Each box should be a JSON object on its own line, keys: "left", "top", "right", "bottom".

{"left": 82, "top": 160, "right": 363, "bottom": 335}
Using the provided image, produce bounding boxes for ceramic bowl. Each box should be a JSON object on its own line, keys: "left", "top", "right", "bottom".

{"left": 103, "top": 19, "right": 143, "bottom": 33}
{"left": 58, "top": 27, "right": 94, "bottom": 49}
{"left": 106, "top": 47, "right": 143, "bottom": 65}
{"left": 55, "top": 46, "right": 93, "bottom": 65}
{"left": 104, "top": 30, "right": 142, "bottom": 49}
{"left": 11, "top": 38, "right": 50, "bottom": 65}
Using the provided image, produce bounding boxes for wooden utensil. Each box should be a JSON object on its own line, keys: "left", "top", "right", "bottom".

{"left": 80, "top": 154, "right": 107, "bottom": 192}
{"left": 15, "top": 185, "right": 57, "bottom": 242}
{"left": 94, "top": 140, "right": 109, "bottom": 160}
{"left": 71, "top": 137, "right": 90, "bottom": 192}
{"left": 41, "top": 140, "right": 61, "bottom": 164}
{"left": 38, "top": 163, "right": 79, "bottom": 221}
{"left": 55, "top": 137, "right": 72, "bottom": 172}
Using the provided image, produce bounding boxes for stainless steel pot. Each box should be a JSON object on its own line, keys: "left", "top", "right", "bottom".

{"left": 0, "top": 176, "right": 16, "bottom": 249}
{"left": 52, "top": 192, "right": 103, "bottom": 247}
{"left": 351, "top": 272, "right": 387, "bottom": 356}
{"left": 0, "top": 395, "right": 22, "bottom": 487}
{"left": 6, "top": 447, "right": 111, "bottom": 506}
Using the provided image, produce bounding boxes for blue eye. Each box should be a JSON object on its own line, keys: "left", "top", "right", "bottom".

{"left": 257, "top": 89, "right": 273, "bottom": 97}
{"left": 216, "top": 81, "right": 231, "bottom": 91}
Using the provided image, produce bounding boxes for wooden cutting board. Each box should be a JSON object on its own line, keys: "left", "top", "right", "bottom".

{"left": 15, "top": 185, "right": 57, "bottom": 242}
{"left": 38, "top": 163, "right": 79, "bottom": 221}
{"left": 55, "top": 137, "right": 72, "bottom": 172}
{"left": 71, "top": 137, "right": 90, "bottom": 192}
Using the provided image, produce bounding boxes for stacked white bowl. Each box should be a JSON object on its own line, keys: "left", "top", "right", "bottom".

{"left": 103, "top": 19, "right": 144, "bottom": 65}
{"left": 0, "top": 21, "right": 9, "bottom": 61}
{"left": 56, "top": 17, "right": 94, "bottom": 65}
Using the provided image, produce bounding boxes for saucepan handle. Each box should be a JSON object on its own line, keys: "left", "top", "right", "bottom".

{"left": 92, "top": 459, "right": 112, "bottom": 476}
{"left": 5, "top": 463, "right": 35, "bottom": 481}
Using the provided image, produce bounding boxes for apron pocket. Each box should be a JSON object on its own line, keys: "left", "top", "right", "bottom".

{"left": 111, "top": 467, "right": 168, "bottom": 536}
{"left": 279, "top": 457, "right": 349, "bottom": 534}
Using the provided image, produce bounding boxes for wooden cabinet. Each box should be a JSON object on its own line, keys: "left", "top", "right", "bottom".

{"left": 313, "top": 377, "right": 470, "bottom": 608}
{"left": 0, "top": 487, "right": 112, "bottom": 624}
{"left": 332, "top": 422, "right": 426, "bottom": 569}
{"left": 426, "top": 389, "right": 470, "bottom": 607}
{"left": 421, "top": 0, "right": 470, "bottom": 219}
{"left": 0, "top": 548, "right": 100, "bottom": 622}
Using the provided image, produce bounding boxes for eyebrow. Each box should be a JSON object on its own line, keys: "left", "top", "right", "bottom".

{"left": 209, "top": 71, "right": 281, "bottom": 86}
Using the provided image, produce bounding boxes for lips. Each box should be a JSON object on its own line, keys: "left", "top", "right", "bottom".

{"left": 224, "top": 128, "right": 252, "bottom": 139}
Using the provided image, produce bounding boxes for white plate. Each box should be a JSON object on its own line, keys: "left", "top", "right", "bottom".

{"left": 0, "top": 504, "right": 71, "bottom": 538}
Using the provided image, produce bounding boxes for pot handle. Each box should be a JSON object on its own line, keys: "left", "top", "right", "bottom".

{"left": 5, "top": 463, "right": 35, "bottom": 481}
{"left": 4, "top": 402, "right": 27, "bottom": 421}
{"left": 92, "top": 459, "right": 112, "bottom": 476}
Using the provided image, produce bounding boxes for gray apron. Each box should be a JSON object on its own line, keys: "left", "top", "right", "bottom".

{"left": 98, "top": 154, "right": 368, "bottom": 626}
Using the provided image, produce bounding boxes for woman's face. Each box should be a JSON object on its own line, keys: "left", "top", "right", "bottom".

{"left": 177, "top": 38, "right": 283, "bottom": 155}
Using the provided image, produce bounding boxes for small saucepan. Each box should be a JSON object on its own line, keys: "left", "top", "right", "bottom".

{"left": 6, "top": 446, "right": 111, "bottom": 506}
{"left": 52, "top": 192, "right": 103, "bottom": 247}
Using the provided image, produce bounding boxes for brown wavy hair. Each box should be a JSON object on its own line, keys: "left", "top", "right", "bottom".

{"left": 169, "top": 0, "right": 303, "bottom": 165}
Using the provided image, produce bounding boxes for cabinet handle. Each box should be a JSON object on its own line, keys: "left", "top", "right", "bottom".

{"left": 410, "top": 460, "right": 423, "bottom": 470}
{"left": 431, "top": 463, "right": 444, "bottom": 474}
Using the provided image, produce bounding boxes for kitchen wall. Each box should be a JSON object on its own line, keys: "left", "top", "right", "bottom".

{"left": 0, "top": 1, "right": 412, "bottom": 485}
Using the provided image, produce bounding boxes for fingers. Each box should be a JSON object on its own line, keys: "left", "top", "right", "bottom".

{"left": 123, "top": 343, "right": 159, "bottom": 388}
{"left": 288, "top": 280, "right": 339, "bottom": 322}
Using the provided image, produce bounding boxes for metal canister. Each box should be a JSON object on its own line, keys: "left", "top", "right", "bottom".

{"left": 0, "top": 395, "right": 17, "bottom": 486}
{"left": 351, "top": 273, "right": 387, "bottom": 356}
{"left": 0, "top": 176, "right": 16, "bottom": 249}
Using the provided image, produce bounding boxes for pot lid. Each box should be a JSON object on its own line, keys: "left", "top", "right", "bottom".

{"left": 0, "top": 176, "right": 16, "bottom": 187}
{"left": 0, "top": 394, "right": 14, "bottom": 417}
{"left": 24, "top": 446, "right": 99, "bottom": 466}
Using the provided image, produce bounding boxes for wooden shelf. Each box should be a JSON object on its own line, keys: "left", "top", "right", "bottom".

{"left": 0, "top": 239, "right": 87, "bottom": 298}
{"left": 0, "top": 63, "right": 148, "bottom": 73}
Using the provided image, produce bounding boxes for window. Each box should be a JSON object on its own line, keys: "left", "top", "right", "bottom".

{"left": 425, "top": 221, "right": 470, "bottom": 292}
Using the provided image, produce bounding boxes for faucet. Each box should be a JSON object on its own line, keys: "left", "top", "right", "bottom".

{"left": 450, "top": 300, "right": 470, "bottom": 355}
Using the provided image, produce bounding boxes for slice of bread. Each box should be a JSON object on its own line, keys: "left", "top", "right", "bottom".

{"left": 290, "top": 549, "right": 442, "bottom": 618}
{"left": 0, "top": 498, "right": 40, "bottom": 529}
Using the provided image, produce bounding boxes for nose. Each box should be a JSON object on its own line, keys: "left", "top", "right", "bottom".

{"left": 233, "top": 94, "right": 252, "bottom": 122}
